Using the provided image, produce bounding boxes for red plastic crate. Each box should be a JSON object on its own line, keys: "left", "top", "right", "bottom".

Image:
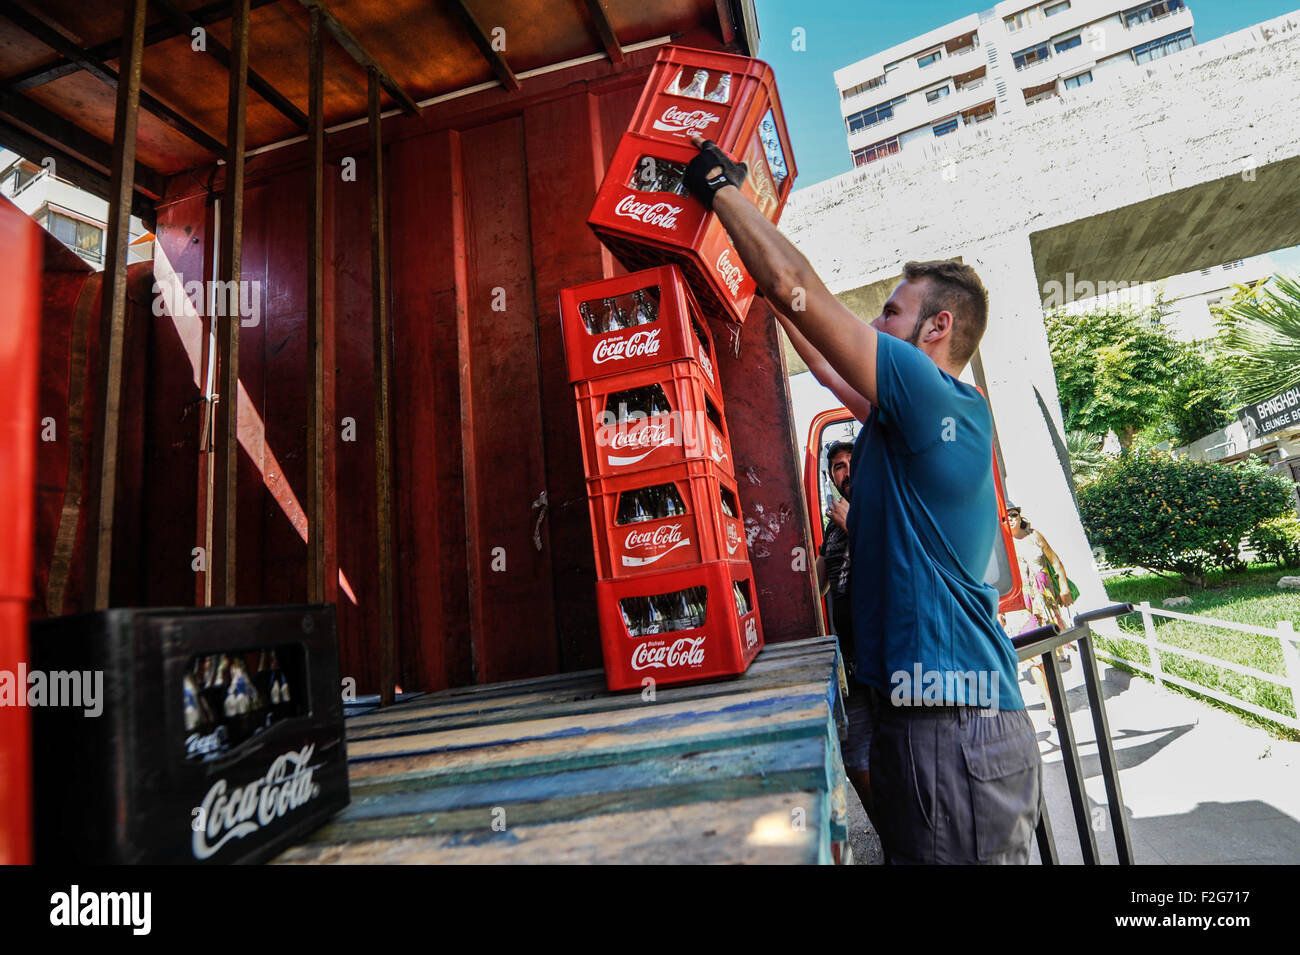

{"left": 588, "top": 133, "right": 760, "bottom": 326}
{"left": 573, "top": 358, "right": 733, "bottom": 480}
{"left": 595, "top": 559, "right": 764, "bottom": 691}
{"left": 587, "top": 458, "right": 747, "bottom": 578}
{"left": 626, "top": 45, "right": 796, "bottom": 214}
{"left": 557, "top": 265, "right": 721, "bottom": 389}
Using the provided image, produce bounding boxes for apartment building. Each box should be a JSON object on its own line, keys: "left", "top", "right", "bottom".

{"left": 834, "top": 0, "right": 1196, "bottom": 167}
{"left": 0, "top": 148, "right": 150, "bottom": 268}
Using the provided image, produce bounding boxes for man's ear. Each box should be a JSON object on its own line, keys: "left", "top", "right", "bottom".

{"left": 924, "top": 309, "right": 954, "bottom": 344}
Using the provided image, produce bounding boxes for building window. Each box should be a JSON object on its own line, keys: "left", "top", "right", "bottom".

{"left": 1045, "top": 0, "right": 1071, "bottom": 15}
{"left": 963, "top": 101, "right": 997, "bottom": 124}
{"left": 1132, "top": 27, "right": 1193, "bottom": 63}
{"left": 1013, "top": 42, "right": 1051, "bottom": 70}
{"left": 846, "top": 96, "right": 907, "bottom": 134}
{"left": 1123, "top": 0, "right": 1185, "bottom": 28}
{"left": 933, "top": 118, "right": 959, "bottom": 136}
{"left": 1054, "top": 34, "right": 1082, "bottom": 53}
{"left": 45, "top": 211, "right": 104, "bottom": 262}
{"left": 925, "top": 85, "right": 951, "bottom": 103}
{"left": 852, "top": 137, "right": 901, "bottom": 166}
{"left": 1004, "top": 9, "right": 1041, "bottom": 32}
{"left": 1063, "top": 70, "right": 1093, "bottom": 88}
{"left": 842, "top": 75, "right": 887, "bottom": 100}
{"left": 917, "top": 48, "right": 942, "bottom": 68}
{"left": 1223, "top": 259, "right": 1244, "bottom": 269}
{"left": 5, "top": 165, "right": 39, "bottom": 193}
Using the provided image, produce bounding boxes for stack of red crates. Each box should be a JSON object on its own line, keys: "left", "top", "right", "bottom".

{"left": 559, "top": 267, "right": 763, "bottom": 691}
{"left": 559, "top": 46, "right": 796, "bottom": 691}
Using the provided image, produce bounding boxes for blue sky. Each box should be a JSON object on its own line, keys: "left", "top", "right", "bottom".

{"left": 752, "top": 0, "right": 1300, "bottom": 187}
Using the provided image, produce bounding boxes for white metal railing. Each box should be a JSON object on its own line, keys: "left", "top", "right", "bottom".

{"left": 1094, "top": 601, "right": 1300, "bottom": 731}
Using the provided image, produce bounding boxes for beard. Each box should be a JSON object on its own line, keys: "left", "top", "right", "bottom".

{"left": 904, "top": 315, "right": 927, "bottom": 347}
{"left": 837, "top": 479, "right": 852, "bottom": 501}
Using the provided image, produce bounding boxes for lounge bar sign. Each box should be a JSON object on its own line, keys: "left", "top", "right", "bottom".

{"left": 1238, "top": 386, "right": 1300, "bottom": 439}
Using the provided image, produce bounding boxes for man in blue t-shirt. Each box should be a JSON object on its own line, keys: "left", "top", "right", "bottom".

{"left": 684, "top": 136, "right": 1042, "bottom": 864}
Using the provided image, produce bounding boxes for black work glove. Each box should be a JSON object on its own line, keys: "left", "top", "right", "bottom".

{"left": 683, "top": 139, "right": 748, "bottom": 210}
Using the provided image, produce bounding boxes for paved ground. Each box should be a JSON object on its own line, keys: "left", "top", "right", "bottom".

{"left": 847, "top": 646, "right": 1300, "bottom": 865}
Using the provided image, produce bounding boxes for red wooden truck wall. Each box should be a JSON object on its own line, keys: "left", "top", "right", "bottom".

{"left": 131, "top": 38, "right": 821, "bottom": 693}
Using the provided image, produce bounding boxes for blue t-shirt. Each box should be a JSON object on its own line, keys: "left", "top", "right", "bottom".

{"left": 847, "top": 333, "right": 1024, "bottom": 710}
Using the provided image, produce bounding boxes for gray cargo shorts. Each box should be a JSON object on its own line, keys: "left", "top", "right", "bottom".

{"left": 867, "top": 689, "right": 1043, "bottom": 865}
{"left": 842, "top": 680, "right": 875, "bottom": 774}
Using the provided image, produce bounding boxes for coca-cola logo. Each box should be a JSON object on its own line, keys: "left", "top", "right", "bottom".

{"left": 711, "top": 432, "right": 729, "bottom": 464}
{"left": 716, "top": 247, "right": 744, "bottom": 298}
{"left": 652, "top": 105, "right": 722, "bottom": 135}
{"left": 606, "top": 422, "right": 677, "bottom": 466}
{"left": 622, "top": 525, "right": 692, "bottom": 566}
{"left": 726, "top": 521, "right": 741, "bottom": 555}
{"left": 592, "top": 328, "right": 661, "bottom": 365}
{"left": 614, "top": 195, "right": 683, "bottom": 231}
{"left": 699, "top": 351, "right": 714, "bottom": 382}
{"left": 631, "top": 637, "right": 707, "bottom": 671}
{"left": 745, "top": 617, "right": 758, "bottom": 649}
{"left": 192, "top": 744, "right": 321, "bottom": 860}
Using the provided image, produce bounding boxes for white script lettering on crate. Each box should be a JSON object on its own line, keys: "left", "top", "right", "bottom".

{"left": 652, "top": 106, "right": 722, "bottom": 135}
{"left": 191, "top": 744, "right": 321, "bottom": 860}
{"left": 715, "top": 248, "right": 743, "bottom": 297}
{"left": 593, "top": 328, "right": 662, "bottom": 364}
{"left": 614, "top": 196, "right": 683, "bottom": 230}
{"left": 631, "top": 637, "right": 707, "bottom": 671}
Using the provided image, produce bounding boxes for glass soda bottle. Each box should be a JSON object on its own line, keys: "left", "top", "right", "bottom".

{"left": 664, "top": 68, "right": 685, "bottom": 96}
{"left": 602, "top": 296, "right": 628, "bottom": 332}
{"left": 704, "top": 73, "right": 731, "bottom": 104}
{"left": 681, "top": 69, "right": 709, "bottom": 99}
{"left": 630, "top": 289, "right": 655, "bottom": 326}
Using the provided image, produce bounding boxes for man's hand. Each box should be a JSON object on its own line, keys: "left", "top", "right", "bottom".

{"left": 827, "top": 498, "right": 849, "bottom": 532}
{"left": 684, "top": 133, "right": 882, "bottom": 410}
{"left": 684, "top": 134, "right": 747, "bottom": 209}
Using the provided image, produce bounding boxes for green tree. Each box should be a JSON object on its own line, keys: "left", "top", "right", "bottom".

{"left": 1157, "top": 343, "right": 1239, "bottom": 447}
{"left": 1065, "top": 430, "right": 1108, "bottom": 489}
{"left": 1045, "top": 303, "right": 1181, "bottom": 449}
{"left": 1214, "top": 274, "right": 1300, "bottom": 404}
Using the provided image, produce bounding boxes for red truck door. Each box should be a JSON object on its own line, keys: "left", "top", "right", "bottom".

{"left": 803, "top": 406, "right": 1022, "bottom": 628}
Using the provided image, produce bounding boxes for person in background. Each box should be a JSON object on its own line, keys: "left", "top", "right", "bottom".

{"left": 1004, "top": 504, "right": 1075, "bottom": 726}
{"left": 813, "top": 438, "right": 878, "bottom": 830}
{"left": 815, "top": 439, "right": 855, "bottom": 658}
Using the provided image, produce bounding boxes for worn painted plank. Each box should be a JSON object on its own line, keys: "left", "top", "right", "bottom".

{"left": 346, "top": 660, "right": 838, "bottom": 741}
{"left": 345, "top": 637, "right": 839, "bottom": 728}
{"left": 347, "top": 684, "right": 831, "bottom": 762}
{"left": 274, "top": 791, "right": 828, "bottom": 865}
{"left": 310, "top": 738, "right": 833, "bottom": 842}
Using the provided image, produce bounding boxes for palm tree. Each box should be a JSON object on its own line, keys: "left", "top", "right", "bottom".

{"left": 1065, "top": 430, "right": 1108, "bottom": 489}
{"left": 1215, "top": 274, "right": 1300, "bottom": 404}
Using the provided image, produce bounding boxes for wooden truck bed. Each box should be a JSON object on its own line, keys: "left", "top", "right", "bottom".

{"left": 275, "top": 636, "right": 850, "bottom": 864}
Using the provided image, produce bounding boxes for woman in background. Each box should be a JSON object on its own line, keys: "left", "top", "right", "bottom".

{"left": 1004, "top": 505, "right": 1075, "bottom": 726}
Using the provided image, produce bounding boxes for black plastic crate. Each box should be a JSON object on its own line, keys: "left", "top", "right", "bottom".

{"left": 29, "top": 604, "right": 349, "bottom": 864}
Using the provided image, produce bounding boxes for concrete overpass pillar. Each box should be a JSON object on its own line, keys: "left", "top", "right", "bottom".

{"left": 965, "top": 232, "right": 1110, "bottom": 621}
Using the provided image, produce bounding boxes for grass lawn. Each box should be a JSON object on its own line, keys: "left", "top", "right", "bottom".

{"left": 1098, "top": 564, "right": 1300, "bottom": 740}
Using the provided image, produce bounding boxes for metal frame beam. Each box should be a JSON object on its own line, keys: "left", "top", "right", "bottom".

{"left": 84, "top": 0, "right": 147, "bottom": 610}
{"left": 148, "top": 0, "right": 309, "bottom": 129}
{"left": 211, "top": 0, "right": 249, "bottom": 606}
{"left": 299, "top": 0, "right": 419, "bottom": 116}
{"left": 0, "top": 89, "right": 166, "bottom": 197}
{"left": 4, "top": 0, "right": 282, "bottom": 92}
{"left": 447, "top": 0, "right": 520, "bottom": 92}
{"left": 0, "top": 1, "right": 225, "bottom": 155}
{"left": 306, "top": 6, "right": 326, "bottom": 603}
{"left": 582, "top": 0, "right": 624, "bottom": 64}
{"left": 368, "top": 68, "right": 397, "bottom": 705}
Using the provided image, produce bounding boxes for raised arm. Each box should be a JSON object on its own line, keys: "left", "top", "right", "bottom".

{"left": 773, "top": 311, "right": 873, "bottom": 422}
{"left": 687, "top": 135, "right": 881, "bottom": 407}
{"left": 1036, "top": 531, "right": 1074, "bottom": 607}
